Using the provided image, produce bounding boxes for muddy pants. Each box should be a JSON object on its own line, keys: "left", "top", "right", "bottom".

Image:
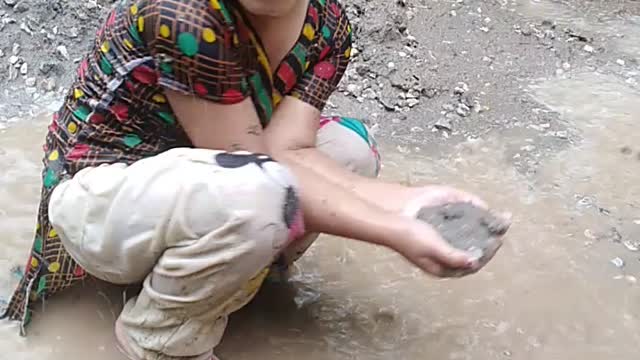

{"left": 47, "top": 117, "right": 380, "bottom": 359}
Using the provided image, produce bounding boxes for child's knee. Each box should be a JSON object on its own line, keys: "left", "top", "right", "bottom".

{"left": 317, "top": 117, "right": 381, "bottom": 178}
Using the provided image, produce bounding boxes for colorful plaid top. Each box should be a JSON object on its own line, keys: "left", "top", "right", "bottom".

{"left": 1, "top": 0, "right": 352, "bottom": 334}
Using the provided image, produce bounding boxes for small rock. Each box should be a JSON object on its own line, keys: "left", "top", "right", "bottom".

{"left": 611, "top": 257, "right": 625, "bottom": 269}
{"left": 622, "top": 240, "right": 640, "bottom": 252}
{"left": 410, "top": 126, "right": 424, "bottom": 133}
{"left": 398, "top": 51, "right": 407, "bottom": 57}
{"left": 86, "top": 0, "right": 98, "bottom": 10}
{"left": 387, "top": 62, "right": 395, "bottom": 69}
{"left": 25, "top": 77, "right": 36, "bottom": 87}
{"left": 346, "top": 83, "right": 360, "bottom": 96}
{"left": 362, "top": 88, "right": 377, "bottom": 99}
{"left": 0, "top": 49, "right": 4, "bottom": 58}
{"left": 8, "top": 55, "right": 20, "bottom": 65}
{"left": 555, "top": 131, "right": 568, "bottom": 139}
{"left": 562, "top": 62, "right": 571, "bottom": 70}
{"left": 42, "top": 78, "right": 56, "bottom": 92}
{"left": 67, "top": 27, "right": 79, "bottom": 38}
{"left": 56, "top": 45, "right": 70, "bottom": 60}
{"left": 406, "top": 98, "right": 420, "bottom": 108}
{"left": 583, "top": 44, "right": 594, "bottom": 53}
{"left": 20, "top": 22, "right": 33, "bottom": 35}
{"left": 454, "top": 82, "right": 469, "bottom": 95}
{"left": 12, "top": 43, "right": 20, "bottom": 56}
{"left": 434, "top": 118, "right": 453, "bottom": 132}
{"left": 616, "top": 59, "right": 626, "bottom": 66}
{"left": 421, "top": 88, "right": 437, "bottom": 98}
{"left": 39, "top": 62, "right": 57, "bottom": 75}
{"left": 520, "top": 145, "right": 536, "bottom": 152}
{"left": 456, "top": 103, "right": 471, "bottom": 117}
{"left": 442, "top": 103, "right": 455, "bottom": 112}
{"left": 19, "top": 62, "right": 28, "bottom": 75}
{"left": 13, "top": 1, "right": 29, "bottom": 13}
{"left": 3, "top": 0, "right": 17, "bottom": 6}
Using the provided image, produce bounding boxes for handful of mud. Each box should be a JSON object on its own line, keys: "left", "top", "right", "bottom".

{"left": 416, "top": 203, "right": 510, "bottom": 277}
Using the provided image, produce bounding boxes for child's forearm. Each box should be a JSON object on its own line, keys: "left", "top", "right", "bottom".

{"left": 272, "top": 145, "right": 413, "bottom": 248}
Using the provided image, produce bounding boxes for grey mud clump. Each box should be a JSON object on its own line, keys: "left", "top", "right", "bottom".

{"left": 416, "top": 203, "right": 510, "bottom": 277}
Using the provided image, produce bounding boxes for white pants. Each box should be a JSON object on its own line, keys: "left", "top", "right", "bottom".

{"left": 48, "top": 118, "right": 380, "bottom": 359}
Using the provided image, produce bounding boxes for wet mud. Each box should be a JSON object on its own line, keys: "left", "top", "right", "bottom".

{"left": 417, "top": 203, "right": 509, "bottom": 276}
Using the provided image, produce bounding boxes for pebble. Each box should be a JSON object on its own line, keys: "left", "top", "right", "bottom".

{"left": 456, "top": 103, "right": 471, "bottom": 117}
{"left": 20, "top": 22, "right": 33, "bottom": 35}
{"left": 0, "top": 49, "right": 3, "bottom": 58}
{"left": 616, "top": 59, "right": 626, "bottom": 66}
{"left": 442, "top": 103, "right": 456, "bottom": 112}
{"left": 622, "top": 240, "right": 639, "bottom": 252}
{"left": 346, "top": 83, "right": 360, "bottom": 96}
{"left": 583, "top": 44, "right": 595, "bottom": 53}
{"left": 56, "top": 45, "right": 70, "bottom": 60}
{"left": 42, "top": 78, "right": 56, "bottom": 92}
{"left": 25, "top": 77, "right": 36, "bottom": 87}
{"left": 39, "top": 61, "right": 57, "bottom": 75}
{"left": 12, "top": 43, "right": 21, "bottom": 56}
{"left": 19, "top": 62, "right": 28, "bottom": 75}
{"left": 610, "top": 257, "right": 625, "bottom": 269}
{"left": 434, "top": 118, "right": 453, "bottom": 131}
{"left": 68, "top": 27, "right": 79, "bottom": 38}
{"left": 454, "top": 82, "right": 469, "bottom": 95}
{"left": 13, "top": 1, "right": 29, "bottom": 13}
{"left": 406, "top": 98, "right": 420, "bottom": 108}
{"left": 8, "top": 55, "right": 19, "bottom": 65}
{"left": 387, "top": 62, "right": 396, "bottom": 69}
{"left": 3, "top": 0, "right": 17, "bottom": 6}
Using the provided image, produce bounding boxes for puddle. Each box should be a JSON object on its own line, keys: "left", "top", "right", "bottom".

{"left": 517, "top": 0, "right": 640, "bottom": 59}
{"left": 1, "top": 93, "right": 640, "bottom": 359}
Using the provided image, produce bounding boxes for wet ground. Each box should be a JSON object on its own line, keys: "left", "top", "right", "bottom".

{"left": 2, "top": 0, "right": 640, "bottom": 359}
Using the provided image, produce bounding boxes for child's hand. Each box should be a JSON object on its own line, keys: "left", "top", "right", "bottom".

{"left": 393, "top": 219, "right": 478, "bottom": 277}
{"left": 389, "top": 185, "right": 509, "bottom": 277}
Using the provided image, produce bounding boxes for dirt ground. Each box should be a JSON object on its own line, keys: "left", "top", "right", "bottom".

{"left": 1, "top": 0, "right": 640, "bottom": 359}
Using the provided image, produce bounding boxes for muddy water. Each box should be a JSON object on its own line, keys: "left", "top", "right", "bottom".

{"left": 517, "top": 0, "right": 640, "bottom": 59}
{"left": 2, "top": 70, "right": 640, "bottom": 359}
